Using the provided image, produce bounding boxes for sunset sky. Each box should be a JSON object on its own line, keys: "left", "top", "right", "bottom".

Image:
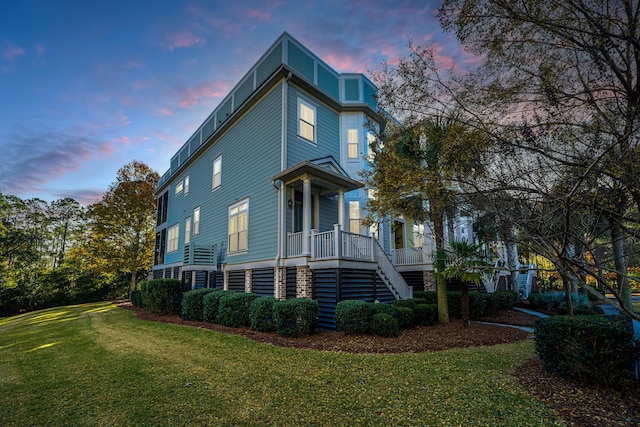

{"left": 0, "top": 0, "right": 472, "bottom": 205}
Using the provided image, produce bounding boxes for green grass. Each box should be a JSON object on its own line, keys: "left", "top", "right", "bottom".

{"left": 0, "top": 302, "right": 563, "bottom": 426}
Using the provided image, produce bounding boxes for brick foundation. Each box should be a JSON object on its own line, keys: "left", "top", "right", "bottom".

{"left": 245, "top": 269, "right": 252, "bottom": 293}
{"left": 276, "top": 267, "right": 287, "bottom": 300}
{"left": 296, "top": 265, "right": 313, "bottom": 298}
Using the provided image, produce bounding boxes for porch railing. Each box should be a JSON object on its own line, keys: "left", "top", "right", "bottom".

{"left": 374, "top": 239, "right": 413, "bottom": 300}
{"left": 392, "top": 247, "right": 429, "bottom": 265}
{"left": 287, "top": 232, "right": 304, "bottom": 257}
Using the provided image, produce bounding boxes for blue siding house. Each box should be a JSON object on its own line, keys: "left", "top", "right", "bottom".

{"left": 152, "top": 33, "right": 423, "bottom": 328}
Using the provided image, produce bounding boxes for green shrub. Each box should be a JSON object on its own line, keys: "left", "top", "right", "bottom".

{"left": 202, "top": 290, "right": 231, "bottom": 323}
{"left": 411, "top": 298, "right": 428, "bottom": 305}
{"left": 130, "top": 290, "right": 143, "bottom": 308}
{"left": 370, "top": 302, "right": 398, "bottom": 318}
{"left": 415, "top": 291, "right": 437, "bottom": 305}
{"left": 393, "top": 299, "right": 417, "bottom": 310}
{"left": 273, "top": 298, "right": 318, "bottom": 337}
{"left": 447, "top": 291, "right": 486, "bottom": 319}
{"left": 181, "top": 288, "right": 217, "bottom": 321}
{"left": 534, "top": 315, "right": 634, "bottom": 386}
{"left": 528, "top": 292, "right": 543, "bottom": 309}
{"left": 250, "top": 296, "right": 277, "bottom": 332}
{"left": 557, "top": 303, "right": 604, "bottom": 316}
{"left": 396, "top": 307, "right": 414, "bottom": 329}
{"left": 369, "top": 313, "right": 399, "bottom": 337}
{"left": 335, "top": 300, "right": 372, "bottom": 334}
{"left": 485, "top": 291, "right": 518, "bottom": 315}
{"left": 140, "top": 279, "right": 182, "bottom": 315}
{"left": 218, "top": 293, "right": 259, "bottom": 327}
{"left": 535, "top": 291, "right": 592, "bottom": 312}
{"left": 414, "top": 304, "right": 438, "bottom": 326}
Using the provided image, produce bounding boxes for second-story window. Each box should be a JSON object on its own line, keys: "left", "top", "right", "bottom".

{"left": 184, "top": 175, "right": 190, "bottom": 195}
{"left": 175, "top": 180, "right": 184, "bottom": 195}
{"left": 185, "top": 216, "right": 191, "bottom": 244}
{"left": 212, "top": 156, "right": 222, "bottom": 190}
{"left": 193, "top": 207, "right": 200, "bottom": 236}
{"left": 228, "top": 199, "right": 248, "bottom": 253}
{"left": 167, "top": 223, "right": 179, "bottom": 253}
{"left": 298, "top": 98, "right": 316, "bottom": 143}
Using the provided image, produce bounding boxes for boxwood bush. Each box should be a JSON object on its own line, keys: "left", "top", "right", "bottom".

{"left": 370, "top": 302, "right": 398, "bottom": 318}
{"left": 395, "top": 306, "right": 414, "bottom": 329}
{"left": 217, "top": 293, "right": 259, "bottom": 327}
{"left": 485, "top": 290, "right": 518, "bottom": 315}
{"left": 369, "top": 313, "right": 400, "bottom": 337}
{"left": 534, "top": 315, "right": 634, "bottom": 386}
{"left": 414, "top": 303, "right": 438, "bottom": 326}
{"left": 181, "top": 288, "right": 217, "bottom": 321}
{"left": 140, "top": 279, "right": 182, "bottom": 315}
{"left": 250, "top": 296, "right": 277, "bottom": 332}
{"left": 414, "top": 291, "right": 437, "bottom": 305}
{"left": 202, "top": 289, "right": 231, "bottom": 323}
{"left": 273, "top": 298, "right": 318, "bottom": 337}
{"left": 447, "top": 291, "right": 487, "bottom": 319}
{"left": 335, "top": 300, "right": 372, "bottom": 334}
{"left": 393, "top": 299, "right": 417, "bottom": 310}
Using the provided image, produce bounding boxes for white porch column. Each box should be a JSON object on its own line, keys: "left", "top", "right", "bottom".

{"left": 302, "top": 178, "right": 311, "bottom": 256}
{"left": 337, "top": 189, "right": 345, "bottom": 229}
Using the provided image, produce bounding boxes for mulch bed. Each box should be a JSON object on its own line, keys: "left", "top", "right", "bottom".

{"left": 122, "top": 304, "right": 640, "bottom": 426}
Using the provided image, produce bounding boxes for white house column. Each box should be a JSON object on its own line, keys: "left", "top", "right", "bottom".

{"left": 337, "top": 189, "right": 345, "bottom": 229}
{"left": 302, "top": 178, "right": 311, "bottom": 256}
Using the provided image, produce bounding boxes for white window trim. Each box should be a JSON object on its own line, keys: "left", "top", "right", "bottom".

{"left": 228, "top": 198, "right": 249, "bottom": 255}
{"left": 193, "top": 206, "right": 200, "bottom": 236}
{"left": 184, "top": 175, "right": 190, "bottom": 195}
{"left": 185, "top": 216, "right": 191, "bottom": 245}
{"left": 167, "top": 223, "right": 179, "bottom": 253}
{"left": 212, "top": 155, "right": 222, "bottom": 190}
{"left": 175, "top": 180, "right": 184, "bottom": 195}
{"left": 347, "top": 128, "right": 359, "bottom": 159}
{"left": 297, "top": 97, "right": 317, "bottom": 144}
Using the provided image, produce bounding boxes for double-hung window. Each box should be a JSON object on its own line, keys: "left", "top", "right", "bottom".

{"left": 167, "top": 224, "right": 179, "bottom": 253}
{"left": 212, "top": 156, "right": 222, "bottom": 190}
{"left": 228, "top": 200, "right": 248, "bottom": 253}
{"left": 193, "top": 207, "right": 200, "bottom": 236}
{"left": 349, "top": 201, "right": 361, "bottom": 233}
{"left": 175, "top": 180, "right": 183, "bottom": 195}
{"left": 185, "top": 216, "right": 191, "bottom": 244}
{"left": 347, "top": 128, "right": 359, "bottom": 159}
{"left": 184, "top": 175, "right": 190, "bottom": 195}
{"left": 298, "top": 98, "right": 316, "bottom": 143}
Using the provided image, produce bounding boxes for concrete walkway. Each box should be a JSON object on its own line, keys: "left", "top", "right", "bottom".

{"left": 475, "top": 321, "right": 535, "bottom": 333}
{"left": 513, "top": 307, "right": 550, "bottom": 318}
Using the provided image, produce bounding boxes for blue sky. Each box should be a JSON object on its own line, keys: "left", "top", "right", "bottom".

{"left": 0, "top": 0, "right": 470, "bottom": 205}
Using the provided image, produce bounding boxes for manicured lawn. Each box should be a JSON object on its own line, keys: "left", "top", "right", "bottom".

{"left": 0, "top": 302, "right": 562, "bottom": 426}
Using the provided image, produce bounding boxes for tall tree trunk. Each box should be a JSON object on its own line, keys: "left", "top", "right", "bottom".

{"left": 610, "top": 216, "right": 632, "bottom": 309}
{"left": 433, "top": 211, "right": 449, "bottom": 323}
{"left": 460, "top": 282, "right": 470, "bottom": 328}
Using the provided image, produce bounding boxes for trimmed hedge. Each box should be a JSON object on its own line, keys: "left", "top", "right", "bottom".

{"left": 393, "top": 299, "right": 417, "bottom": 310}
{"left": 335, "top": 300, "right": 372, "bottom": 334}
{"left": 369, "top": 313, "right": 400, "bottom": 337}
{"left": 273, "top": 298, "right": 318, "bottom": 337}
{"left": 414, "top": 303, "right": 438, "bottom": 326}
{"left": 130, "top": 290, "right": 143, "bottom": 308}
{"left": 250, "top": 296, "right": 277, "bottom": 332}
{"left": 485, "top": 291, "right": 518, "bottom": 315}
{"left": 181, "top": 288, "right": 217, "bottom": 321}
{"left": 414, "top": 291, "right": 437, "bottom": 304}
{"left": 218, "top": 293, "right": 259, "bottom": 327}
{"left": 534, "top": 315, "right": 634, "bottom": 386}
{"left": 140, "top": 279, "right": 182, "bottom": 315}
{"left": 202, "top": 290, "right": 231, "bottom": 323}
{"left": 396, "top": 307, "right": 414, "bottom": 329}
{"left": 371, "top": 302, "right": 398, "bottom": 318}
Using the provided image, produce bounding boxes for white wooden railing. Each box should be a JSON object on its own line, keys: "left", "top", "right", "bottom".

{"left": 374, "top": 239, "right": 413, "bottom": 299}
{"left": 342, "top": 231, "right": 372, "bottom": 260}
{"left": 312, "top": 230, "right": 335, "bottom": 259}
{"left": 287, "top": 232, "right": 304, "bottom": 257}
{"left": 392, "top": 247, "right": 428, "bottom": 265}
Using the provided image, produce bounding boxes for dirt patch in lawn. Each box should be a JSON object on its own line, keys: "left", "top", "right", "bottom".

{"left": 122, "top": 303, "right": 640, "bottom": 426}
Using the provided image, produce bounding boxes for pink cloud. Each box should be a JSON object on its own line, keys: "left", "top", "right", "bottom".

{"left": 166, "top": 31, "right": 205, "bottom": 51}
{"left": 246, "top": 8, "right": 271, "bottom": 21}
{"left": 3, "top": 40, "right": 25, "bottom": 61}
{"left": 132, "top": 80, "right": 154, "bottom": 90}
{"left": 156, "top": 107, "right": 174, "bottom": 116}
{"left": 177, "top": 80, "right": 230, "bottom": 109}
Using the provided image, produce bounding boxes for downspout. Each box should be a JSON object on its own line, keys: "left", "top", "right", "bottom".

{"left": 274, "top": 72, "right": 291, "bottom": 298}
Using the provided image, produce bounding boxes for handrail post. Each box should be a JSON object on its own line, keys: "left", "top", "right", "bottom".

{"left": 310, "top": 229, "right": 317, "bottom": 260}
{"left": 334, "top": 223, "right": 341, "bottom": 259}
{"left": 369, "top": 232, "right": 376, "bottom": 262}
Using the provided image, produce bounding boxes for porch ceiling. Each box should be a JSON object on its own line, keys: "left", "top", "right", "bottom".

{"left": 272, "top": 159, "right": 363, "bottom": 196}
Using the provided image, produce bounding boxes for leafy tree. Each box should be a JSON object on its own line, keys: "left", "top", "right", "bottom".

{"left": 437, "top": 0, "right": 640, "bottom": 318}
{"left": 89, "top": 161, "right": 159, "bottom": 292}
{"left": 363, "top": 117, "right": 488, "bottom": 323}
{"left": 439, "top": 239, "right": 489, "bottom": 328}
